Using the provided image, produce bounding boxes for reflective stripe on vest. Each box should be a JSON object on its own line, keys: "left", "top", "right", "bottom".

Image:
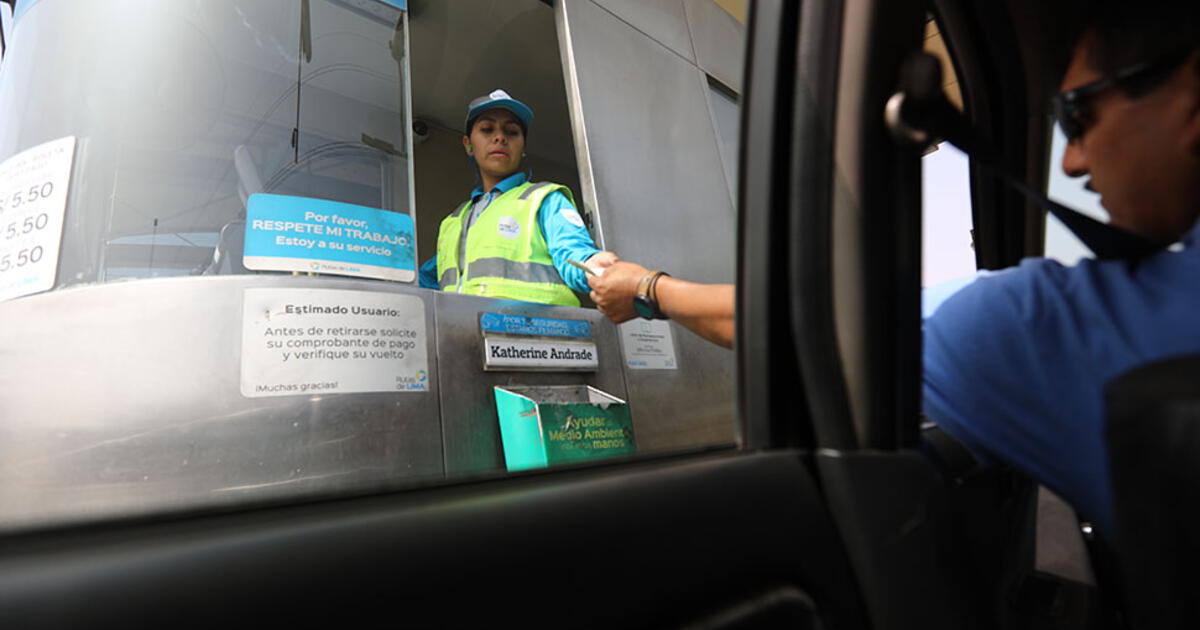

{"left": 435, "top": 181, "right": 580, "bottom": 306}
{"left": 468, "top": 257, "right": 563, "bottom": 285}
{"left": 519, "top": 181, "right": 554, "bottom": 200}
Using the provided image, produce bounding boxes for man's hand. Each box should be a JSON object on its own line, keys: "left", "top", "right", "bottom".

{"left": 588, "top": 261, "right": 648, "bottom": 323}
{"left": 585, "top": 251, "right": 620, "bottom": 271}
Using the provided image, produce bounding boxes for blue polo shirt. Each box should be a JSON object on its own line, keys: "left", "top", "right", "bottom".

{"left": 418, "top": 173, "right": 600, "bottom": 294}
{"left": 923, "top": 221, "right": 1200, "bottom": 533}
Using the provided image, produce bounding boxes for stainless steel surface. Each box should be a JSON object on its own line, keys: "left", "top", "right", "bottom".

{"left": 683, "top": 0, "right": 745, "bottom": 92}
{"left": 685, "top": 0, "right": 745, "bottom": 208}
{"left": 434, "top": 293, "right": 628, "bottom": 475}
{"left": 0, "top": 276, "right": 443, "bottom": 531}
{"left": 557, "top": 0, "right": 739, "bottom": 449}
{"left": 621, "top": 322, "right": 739, "bottom": 454}
{"left": 590, "top": 0, "right": 696, "bottom": 63}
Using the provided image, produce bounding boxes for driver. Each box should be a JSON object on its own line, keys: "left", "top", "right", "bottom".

{"left": 922, "top": 0, "right": 1200, "bottom": 534}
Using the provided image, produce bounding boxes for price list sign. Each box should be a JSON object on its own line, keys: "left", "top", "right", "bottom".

{"left": 0, "top": 136, "right": 76, "bottom": 302}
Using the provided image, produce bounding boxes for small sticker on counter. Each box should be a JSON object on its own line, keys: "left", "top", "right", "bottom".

{"left": 619, "top": 319, "right": 678, "bottom": 370}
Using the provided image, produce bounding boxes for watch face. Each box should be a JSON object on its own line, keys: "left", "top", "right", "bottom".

{"left": 633, "top": 296, "right": 654, "bottom": 320}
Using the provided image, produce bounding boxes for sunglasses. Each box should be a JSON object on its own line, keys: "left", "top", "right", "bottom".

{"left": 1053, "top": 53, "right": 1189, "bottom": 141}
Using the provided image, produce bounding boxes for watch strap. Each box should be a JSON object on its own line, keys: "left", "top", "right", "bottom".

{"left": 648, "top": 271, "right": 669, "bottom": 319}
{"left": 634, "top": 270, "right": 669, "bottom": 320}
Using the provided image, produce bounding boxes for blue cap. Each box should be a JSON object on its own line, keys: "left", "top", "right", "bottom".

{"left": 465, "top": 89, "right": 535, "bottom": 132}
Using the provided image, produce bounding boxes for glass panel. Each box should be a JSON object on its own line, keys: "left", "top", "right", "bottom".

{"left": 0, "top": 0, "right": 413, "bottom": 286}
{"left": 923, "top": 143, "right": 975, "bottom": 286}
{"left": 0, "top": 0, "right": 747, "bottom": 533}
{"left": 921, "top": 18, "right": 975, "bottom": 289}
{"left": 0, "top": 0, "right": 421, "bottom": 532}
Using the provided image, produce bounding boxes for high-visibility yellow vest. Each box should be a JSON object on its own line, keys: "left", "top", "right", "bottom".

{"left": 436, "top": 181, "right": 580, "bottom": 306}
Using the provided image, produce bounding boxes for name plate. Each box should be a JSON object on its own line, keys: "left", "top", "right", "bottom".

{"left": 483, "top": 337, "right": 598, "bottom": 371}
{"left": 480, "top": 312, "right": 597, "bottom": 371}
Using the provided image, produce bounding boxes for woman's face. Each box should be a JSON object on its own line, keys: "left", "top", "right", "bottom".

{"left": 464, "top": 108, "right": 526, "bottom": 184}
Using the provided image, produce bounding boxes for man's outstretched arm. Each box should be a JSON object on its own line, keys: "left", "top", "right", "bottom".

{"left": 588, "top": 261, "right": 734, "bottom": 349}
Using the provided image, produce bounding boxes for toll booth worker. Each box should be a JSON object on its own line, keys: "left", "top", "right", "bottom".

{"left": 418, "top": 89, "right": 618, "bottom": 306}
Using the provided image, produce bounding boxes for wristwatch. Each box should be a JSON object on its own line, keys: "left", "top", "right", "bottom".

{"left": 633, "top": 270, "right": 669, "bottom": 320}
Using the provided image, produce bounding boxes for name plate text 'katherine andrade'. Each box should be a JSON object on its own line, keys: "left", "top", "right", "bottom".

{"left": 479, "top": 312, "right": 597, "bottom": 371}
{"left": 482, "top": 337, "right": 598, "bottom": 371}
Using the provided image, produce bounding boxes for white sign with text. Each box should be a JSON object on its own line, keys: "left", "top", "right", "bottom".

{"left": 241, "top": 288, "right": 429, "bottom": 397}
{"left": 619, "top": 319, "right": 678, "bottom": 370}
{"left": 0, "top": 136, "right": 76, "bottom": 302}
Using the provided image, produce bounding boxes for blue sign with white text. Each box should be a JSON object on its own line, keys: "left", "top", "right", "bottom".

{"left": 479, "top": 312, "right": 593, "bottom": 339}
{"left": 244, "top": 193, "right": 416, "bottom": 282}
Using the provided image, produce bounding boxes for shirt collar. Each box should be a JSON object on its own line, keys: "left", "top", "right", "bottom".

{"left": 471, "top": 172, "right": 528, "bottom": 201}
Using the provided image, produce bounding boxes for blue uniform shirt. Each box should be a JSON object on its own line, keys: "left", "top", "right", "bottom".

{"left": 418, "top": 172, "right": 600, "bottom": 293}
{"left": 922, "top": 221, "right": 1200, "bottom": 533}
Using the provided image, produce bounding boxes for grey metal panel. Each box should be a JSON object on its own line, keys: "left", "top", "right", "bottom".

{"left": 560, "top": 0, "right": 735, "bottom": 282}
{"left": 623, "top": 324, "right": 739, "bottom": 454}
{"left": 683, "top": 0, "right": 746, "bottom": 92}
{"left": 558, "top": 0, "right": 738, "bottom": 453}
{"left": 0, "top": 276, "right": 443, "bottom": 532}
{"left": 705, "top": 77, "right": 741, "bottom": 208}
{"left": 589, "top": 0, "right": 695, "bottom": 63}
{"left": 433, "top": 292, "right": 628, "bottom": 475}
